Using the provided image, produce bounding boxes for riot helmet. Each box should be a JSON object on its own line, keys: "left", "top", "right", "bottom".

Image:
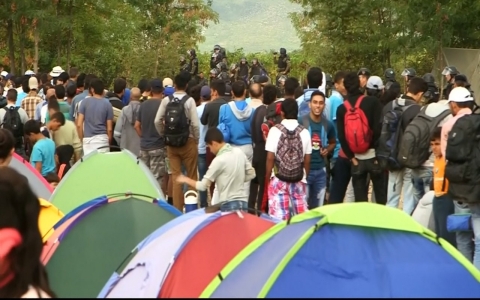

{"left": 384, "top": 68, "right": 396, "bottom": 81}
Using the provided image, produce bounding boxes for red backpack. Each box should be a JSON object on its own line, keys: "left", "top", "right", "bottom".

{"left": 343, "top": 95, "right": 372, "bottom": 154}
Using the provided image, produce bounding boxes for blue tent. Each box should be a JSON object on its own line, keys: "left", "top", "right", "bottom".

{"left": 201, "top": 203, "right": 480, "bottom": 298}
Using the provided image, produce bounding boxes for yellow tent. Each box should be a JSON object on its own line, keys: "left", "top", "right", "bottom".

{"left": 39, "top": 198, "right": 64, "bottom": 242}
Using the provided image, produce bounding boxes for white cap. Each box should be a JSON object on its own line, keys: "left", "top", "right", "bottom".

{"left": 162, "top": 77, "right": 173, "bottom": 87}
{"left": 366, "top": 76, "right": 384, "bottom": 90}
{"left": 49, "top": 66, "right": 64, "bottom": 77}
{"left": 1, "top": 71, "right": 8, "bottom": 77}
{"left": 447, "top": 87, "right": 474, "bottom": 103}
{"left": 25, "top": 70, "right": 35, "bottom": 76}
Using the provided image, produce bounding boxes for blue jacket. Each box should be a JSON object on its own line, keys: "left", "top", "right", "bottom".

{"left": 218, "top": 100, "right": 253, "bottom": 146}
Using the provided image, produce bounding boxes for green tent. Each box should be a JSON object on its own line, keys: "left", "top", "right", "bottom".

{"left": 50, "top": 149, "right": 164, "bottom": 214}
{"left": 45, "top": 196, "right": 180, "bottom": 298}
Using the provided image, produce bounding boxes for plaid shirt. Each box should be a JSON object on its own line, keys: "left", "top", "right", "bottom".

{"left": 267, "top": 176, "right": 308, "bottom": 220}
{"left": 21, "top": 92, "right": 43, "bottom": 120}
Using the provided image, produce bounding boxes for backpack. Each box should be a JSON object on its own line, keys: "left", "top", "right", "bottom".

{"left": 2, "top": 106, "right": 23, "bottom": 139}
{"left": 376, "top": 99, "right": 417, "bottom": 170}
{"left": 397, "top": 104, "right": 450, "bottom": 169}
{"left": 343, "top": 96, "right": 372, "bottom": 154}
{"left": 298, "top": 88, "right": 318, "bottom": 117}
{"left": 274, "top": 124, "right": 305, "bottom": 183}
{"left": 445, "top": 113, "right": 480, "bottom": 203}
{"left": 164, "top": 95, "right": 190, "bottom": 147}
{"left": 261, "top": 101, "right": 282, "bottom": 142}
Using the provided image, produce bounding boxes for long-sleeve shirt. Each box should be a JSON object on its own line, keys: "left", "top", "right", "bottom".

{"left": 154, "top": 92, "right": 200, "bottom": 143}
{"left": 440, "top": 107, "right": 472, "bottom": 159}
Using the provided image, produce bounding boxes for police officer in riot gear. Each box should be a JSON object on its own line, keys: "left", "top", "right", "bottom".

{"left": 249, "top": 59, "right": 267, "bottom": 78}
{"left": 422, "top": 73, "right": 440, "bottom": 104}
{"left": 357, "top": 68, "right": 371, "bottom": 94}
{"left": 401, "top": 68, "right": 416, "bottom": 83}
{"left": 236, "top": 57, "right": 249, "bottom": 83}
{"left": 274, "top": 48, "right": 291, "bottom": 75}
{"left": 216, "top": 62, "right": 230, "bottom": 84}
{"left": 187, "top": 49, "right": 199, "bottom": 78}
{"left": 441, "top": 66, "right": 459, "bottom": 99}
{"left": 179, "top": 55, "right": 189, "bottom": 73}
{"left": 384, "top": 68, "right": 396, "bottom": 91}
{"left": 210, "top": 45, "right": 224, "bottom": 69}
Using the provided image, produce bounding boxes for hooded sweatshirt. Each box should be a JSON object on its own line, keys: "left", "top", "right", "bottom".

{"left": 114, "top": 101, "right": 141, "bottom": 156}
{"left": 219, "top": 100, "right": 253, "bottom": 146}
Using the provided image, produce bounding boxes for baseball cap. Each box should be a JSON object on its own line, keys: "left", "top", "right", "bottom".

{"left": 447, "top": 87, "right": 474, "bottom": 103}
{"left": 1, "top": 71, "right": 8, "bottom": 77}
{"left": 225, "top": 84, "right": 232, "bottom": 97}
{"left": 150, "top": 79, "right": 163, "bottom": 89}
{"left": 201, "top": 86, "right": 211, "bottom": 99}
{"left": 366, "top": 76, "right": 384, "bottom": 90}
{"left": 163, "top": 77, "right": 173, "bottom": 87}
{"left": 28, "top": 77, "right": 39, "bottom": 90}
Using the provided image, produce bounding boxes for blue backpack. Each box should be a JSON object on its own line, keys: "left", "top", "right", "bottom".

{"left": 298, "top": 88, "right": 319, "bottom": 117}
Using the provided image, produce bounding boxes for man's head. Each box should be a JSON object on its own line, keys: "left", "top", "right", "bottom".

{"left": 210, "top": 79, "right": 226, "bottom": 99}
{"left": 21, "top": 76, "right": 30, "bottom": 94}
{"left": 199, "top": 72, "right": 204, "bottom": 79}
{"left": 57, "top": 72, "right": 70, "bottom": 86}
{"left": 174, "top": 71, "right": 191, "bottom": 91}
{"left": 406, "top": 77, "right": 427, "bottom": 103}
{"left": 89, "top": 78, "right": 105, "bottom": 96}
{"left": 113, "top": 78, "right": 127, "bottom": 97}
{"left": 130, "top": 87, "right": 141, "bottom": 101}
{"left": 343, "top": 72, "right": 362, "bottom": 96}
{"left": 138, "top": 79, "right": 149, "bottom": 94}
{"left": 280, "top": 99, "right": 298, "bottom": 120}
{"left": 201, "top": 86, "right": 211, "bottom": 101}
{"left": 333, "top": 71, "right": 347, "bottom": 95}
{"left": 48, "top": 111, "right": 66, "bottom": 132}
{"left": 357, "top": 68, "right": 371, "bottom": 88}
{"left": 76, "top": 73, "right": 86, "bottom": 89}
{"left": 46, "top": 87, "right": 56, "bottom": 101}
{"left": 48, "top": 97, "right": 60, "bottom": 117}
{"left": 24, "top": 120, "right": 42, "bottom": 142}
{"left": 84, "top": 74, "right": 97, "bottom": 95}
{"left": 284, "top": 77, "right": 299, "bottom": 98}
{"left": 366, "top": 76, "right": 384, "bottom": 98}
{"left": 0, "top": 129, "right": 15, "bottom": 166}
{"left": 69, "top": 67, "right": 79, "bottom": 80}
{"left": 28, "top": 77, "right": 39, "bottom": 92}
{"left": 249, "top": 83, "right": 262, "bottom": 99}
{"left": 231, "top": 81, "right": 246, "bottom": 99}
{"left": 262, "top": 84, "right": 277, "bottom": 105}
{"left": 447, "top": 87, "right": 475, "bottom": 116}
{"left": 205, "top": 127, "right": 225, "bottom": 155}
{"left": 66, "top": 83, "right": 77, "bottom": 99}
{"left": 6, "top": 89, "right": 17, "bottom": 104}
{"left": 430, "top": 126, "right": 442, "bottom": 158}
{"left": 309, "top": 90, "right": 326, "bottom": 117}
{"left": 306, "top": 67, "right": 323, "bottom": 89}
{"left": 54, "top": 84, "right": 65, "bottom": 100}
{"left": 149, "top": 79, "right": 164, "bottom": 97}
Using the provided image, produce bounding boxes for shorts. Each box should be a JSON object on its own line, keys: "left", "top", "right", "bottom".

{"left": 139, "top": 148, "right": 166, "bottom": 179}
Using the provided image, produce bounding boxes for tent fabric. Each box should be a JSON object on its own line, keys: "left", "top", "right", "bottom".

{"left": 100, "top": 211, "right": 275, "bottom": 298}
{"left": 38, "top": 198, "right": 64, "bottom": 242}
{"left": 9, "top": 153, "right": 53, "bottom": 200}
{"left": 49, "top": 149, "right": 164, "bottom": 214}
{"left": 201, "top": 203, "right": 480, "bottom": 298}
{"left": 45, "top": 197, "right": 178, "bottom": 298}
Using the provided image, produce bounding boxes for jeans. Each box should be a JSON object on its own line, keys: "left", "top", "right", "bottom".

{"left": 329, "top": 157, "right": 351, "bottom": 204}
{"left": 432, "top": 194, "right": 456, "bottom": 247}
{"left": 411, "top": 167, "right": 433, "bottom": 207}
{"left": 387, "top": 168, "right": 415, "bottom": 214}
{"left": 454, "top": 201, "right": 480, "bottom": 269}
{"left": 198, "top": 154, "right": 208, "bottom": 208}
{"left": 220, "top": 200, "right": 248, "bottom": 212}
{"left": 307, "top": 168, "right": 327, "bottom": 209}
{"left": 351, "top": 158, "right": 387, "bottom": 204}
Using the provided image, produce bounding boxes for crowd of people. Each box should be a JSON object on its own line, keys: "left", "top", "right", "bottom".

{"left": 0, "top": 58, "right": 479, "bottom": 297}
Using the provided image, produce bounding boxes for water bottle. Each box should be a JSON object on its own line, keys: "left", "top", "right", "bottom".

{"left": 184, "top": 191, "right": 199, "bottom": 213}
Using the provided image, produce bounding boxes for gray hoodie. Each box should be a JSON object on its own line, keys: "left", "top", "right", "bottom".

{"left": 114, "top": 101, "right": 141, "bottom": 156}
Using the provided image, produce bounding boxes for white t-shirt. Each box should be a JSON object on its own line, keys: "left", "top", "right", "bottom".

{"left": 265, "top": 119, "right": 312, "bottom": 182}
{"left": 21, "top": 286, "right": 50, "bottom": 298}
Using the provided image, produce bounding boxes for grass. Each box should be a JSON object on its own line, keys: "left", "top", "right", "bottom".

{"left": 199, "top": 0, "right": 302, "bottom": 53}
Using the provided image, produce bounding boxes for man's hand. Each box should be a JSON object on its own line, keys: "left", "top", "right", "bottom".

{"left": 351, "top": 158, "right": 359, "bottom": 166}
{"left": 320, "top": 148, "right": 329, "bottom": 157}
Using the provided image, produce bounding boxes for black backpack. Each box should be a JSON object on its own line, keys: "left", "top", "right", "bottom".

{"left": 376, "top": 99, "right": 417, "bottom": 171}
{"left": 445, "top": 112, "right": 480, "bottom": 203}
{"left": 164, "top": 95, "right": 190, "bottom": 147}
{"left": 397, "top": 104, "right": 451, "bottom": 169}
{"left": 2, "top": 106, "right": 24, "bottom": 139}
{"left": 260, "top": 101, "right": 282, "bottom": 142}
